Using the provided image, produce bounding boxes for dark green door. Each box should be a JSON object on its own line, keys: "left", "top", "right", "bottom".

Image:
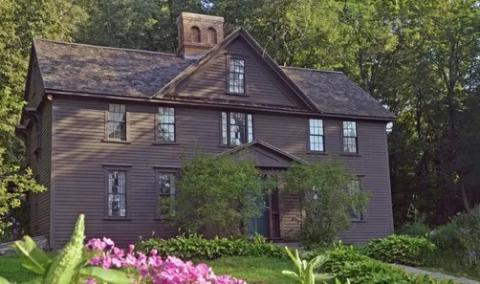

{"left": 247, "top": 195, "right": 269, "bottom": 237}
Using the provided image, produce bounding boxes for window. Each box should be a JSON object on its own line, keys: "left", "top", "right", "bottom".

{"left": 309, "top": 119, "right": 324, "bottom": 152}
{"left": 107, "top": 104, "right": 126, "bottom": 141}
{"left": 157, "top": 107, "right": 175, "bottom": 143}
{"left": 228, "top": 58, "right": 245, "bottom": 95}
{"left": 221, "top": 112, "right": 253, "bottom": 146}
{"left": 157, "top": 172, "right": 176, "bottom": 218}
{"left": 191, "top": 26, "right": 200, "bottom": 42}
{"left": 346, "top": 179, "right": 362, "bottom": 220}
{"left": 107, "top": 170, "right": 127, "bottom": 217}
{"left": 343, "top": 121, "right": 358, "bottom": 153}
{"left": 207, "top": 27, "right": 217, "bottom": 44}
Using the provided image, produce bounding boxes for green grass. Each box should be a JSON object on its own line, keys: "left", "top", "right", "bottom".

{"left": 0, "top": 254, "right": 37, "bottom": 283}
{"left": 0, "top": 254, "right": 292, "bottom": 284}
{"left": 200, "top": 256, "right": 294, "bottom": 284}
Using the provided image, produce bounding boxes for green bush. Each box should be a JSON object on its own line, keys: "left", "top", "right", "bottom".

{"left": 399, "top": 219, "right": 431, "bottom": 237}
{"left": 136, "top": 234, "right": 285, "bottom": 259}
{"left": 311, "top": 245, "right": 452, "bottom": 284}
{"left": 364, "top": 235, "right": 436, "bottom": 266}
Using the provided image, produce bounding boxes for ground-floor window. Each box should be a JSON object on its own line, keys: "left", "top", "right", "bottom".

{"left": 156, "top": 171, "right": 176, "bottom": 218}
{"left": 107, "top": 170, "right": 127, "bottom": 217}
{"left": 346, "top": 179, "right": 363, "bottom": 220}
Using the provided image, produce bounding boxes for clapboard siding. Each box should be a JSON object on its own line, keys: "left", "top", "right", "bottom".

{"left": 28, "top": 101, "right": 52, "bottom": 239}
{"left": 176, "top": 38, "right": 308, "bottom": 110}
{"left": 48, "top": 96, "right": 393, "bottom": 247}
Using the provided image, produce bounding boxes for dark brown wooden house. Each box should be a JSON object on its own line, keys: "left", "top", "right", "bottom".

{"left": 18, "top": 12, "right": 395, "bottom": 249}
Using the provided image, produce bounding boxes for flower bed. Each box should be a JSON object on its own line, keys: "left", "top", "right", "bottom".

{"left": 85, "top": 237, "right": 245, "bottom": 284}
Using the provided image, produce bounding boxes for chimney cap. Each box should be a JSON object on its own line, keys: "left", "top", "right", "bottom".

{"left": 177, "top": 12, "right": 224, "bottom": 24}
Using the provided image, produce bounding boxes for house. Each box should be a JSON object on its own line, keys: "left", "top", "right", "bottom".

{"left": 17, "top": 12, "right": 395, "bottom": 249}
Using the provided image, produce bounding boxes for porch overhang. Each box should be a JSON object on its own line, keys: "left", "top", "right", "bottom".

{"left": 219, "top": 139, "right": 307, "bottom": 168}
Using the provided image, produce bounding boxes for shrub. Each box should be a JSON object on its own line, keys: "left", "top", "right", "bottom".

{"left": 430, "top": 207, "right": 480, "bottom": 266}
{"left": 175, "top": 155, "right": 269, "bottom": 237}
{"left": 399, "top": 218, "right": 431, "bottom": 237}
{"left": 364, "top": 235, "right": 435, "bottom": 266}
{"left": 284, "top": 160, "right": 369, "bottom": 243}
{"left": 136, "top": 234, "right": 285, "bottom": 260}
{"left": 312, "top": 244, "right": 452, "bottom": 284}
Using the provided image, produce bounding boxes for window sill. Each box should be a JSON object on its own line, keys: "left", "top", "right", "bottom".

{"left": 307, "top": 151, "right": 328, "bottom": 155}
{"left": 101, "top": 139, "right": 131, "bottom": 144}
{"left": 225, "top": 92, "right": 248, "bottom": 97}
{"left": 340, "top": 153, "right": 362, "bottom": 157}
{"left": 152, "top": 142, "right": 179, "bottom": 146}
{"left": 102, "top": 217, "right": 132, "bottom": 221}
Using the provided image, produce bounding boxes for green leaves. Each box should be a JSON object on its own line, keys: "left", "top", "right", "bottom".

{"left": 13, "top": 236, "right": 52, "bottom": 275}
{"left": 282, "top": 247, "right": 333, "bottom": 284}
{"left": 80, "top": 267, "right": 131, "bottom": 284}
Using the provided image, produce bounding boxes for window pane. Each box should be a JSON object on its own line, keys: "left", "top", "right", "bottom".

{"left": 229, "top": 112, "right": 246, "bottom": 145}
{"left": 247, "top": 114, "right": 253, "bottom": 143}
{"left": 347, "top": 180, "right": 361, "bottom": 219}
{"left": 108, "top": 170, "right": 126, "bottom": 217}
{"left": 309, "top": 119, "right": 324, "bottom": 152}
{"left": 157, "top": 107, "right": 175, "bottom": 142}
{"left": 228, "top": 58, "right": 245, "bottom": 95}
{"left": 107, "top": 104, "right": 126, "bottom": 141}
{"left": 222, "top": 112, "right": 228, "bottom": 145}
{"left": 343, "top": 121, "right": 357, "bottom": 153}
{"left": 157, "top": 173, "right": 176, "bottom": 218}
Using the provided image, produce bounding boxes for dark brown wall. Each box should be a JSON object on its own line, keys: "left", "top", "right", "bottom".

{"left": 48, "top": 95, "right": 393, "bottom": 247}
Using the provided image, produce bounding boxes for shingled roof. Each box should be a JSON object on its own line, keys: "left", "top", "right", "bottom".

{"left": 32, "top": 38, "right": 394, "bottom": 120}
{"left": 281, "top": 67, "right": 394, "bottom": 119}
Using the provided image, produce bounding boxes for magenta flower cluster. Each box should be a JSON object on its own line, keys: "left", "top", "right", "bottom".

{"left": 85, "top": 237, "right": 246, "bottom": 284}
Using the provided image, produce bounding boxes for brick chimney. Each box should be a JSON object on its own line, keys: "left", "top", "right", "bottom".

{"left": 176, "top": 12, "right": 224, "bottom": 59}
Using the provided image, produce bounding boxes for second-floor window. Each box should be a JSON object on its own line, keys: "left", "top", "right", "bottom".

{"left": 309, "top": 119, "right": 324, "bottom": 152}
{"left": 107, "top": 104, "right": 126, "bottom": 141}
{"left": 228, "top": 58, "right": 245, "bottom": 95}
{"left": 343, "top": 121, "right": 358, "bottom": 153}
{"left": 107, "top": 170, "right": 127, "bottom": 217}
{"left": 221, "top": 112, "right": 253, "bottom": 146}
{"left": 157, "top": 107, "right": 175, "bottom": 143}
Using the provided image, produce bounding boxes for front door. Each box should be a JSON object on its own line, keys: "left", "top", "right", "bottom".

{"left": 247, "top": 190, "right": 281, "bottom": 239}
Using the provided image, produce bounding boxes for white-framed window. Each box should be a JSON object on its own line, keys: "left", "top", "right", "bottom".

{"left": 156, "top": 172, "right": 176, "bottom": 219}
{"left": 107, "top": 104, "right": 126, "bottom": 141}
{"left": 346, "top": 179, "right": 362, "bottom": 220}
{"left": 157, "top": 107, "right": 175, "bottom": 143}
{"left": 221, "top": 112, "right": 253, "bottom": 146}
{"left": 228, "top": 58, "right": 245, "bottom": 95}
{"left": 343, "top": 121, "right": 358, "bottom": 153}
{"left": 309, "top": 119, "right": 324, "bottom": 152}
{"left": 107, "top": 170, "right": 127, "bottom": 217}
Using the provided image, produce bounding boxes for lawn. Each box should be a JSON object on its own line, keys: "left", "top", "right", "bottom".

{"left": 0, "top": 254, "right": 37, "bottom": 283}
{"left": 0, "top": 254, "right": 292, "bottom": 283}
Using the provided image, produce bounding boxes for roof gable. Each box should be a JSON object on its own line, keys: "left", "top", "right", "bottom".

{"left": 220, "top": 140, "right": 306, "bottom": 168}
{"left": 153, "top": 29, "right": 318, "bottom": 112}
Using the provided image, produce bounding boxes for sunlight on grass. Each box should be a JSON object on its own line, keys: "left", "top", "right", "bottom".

{"left": 200, "top": 256, "right": 293, "bottom": 284}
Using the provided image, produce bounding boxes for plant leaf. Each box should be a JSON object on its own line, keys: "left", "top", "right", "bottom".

{"left": 281, "top": 270, "right": 300, "bottom": 281}
{"left": 80, "top": 266, "right": 131, "bottom": 284}
{"left": 13, "top": 236, "right": 52, "bottom": 275}
{"left": 0, "top": 276, "right": 10, "bottom": 284}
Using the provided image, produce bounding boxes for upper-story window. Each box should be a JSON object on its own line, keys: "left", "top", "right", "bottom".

{"left": 156, "top": 171, "right": 176, "bottom": 219}
{"left": 221, "top": 112, "right": 253, "bottom": 146}
{"left": 157, "top": 107, "right": 175, "bottom": 143}
{"left": 107, "top": 104, "right": 126, "bottom": 141}
{"left": 309, "top": 119, "right": 324, "bottom": 152}
{"left": 191, "top": 26, "right": 201, "bottom": 42}
{"left": 107, "top": 170, "right": 127, "bottom": 217}
{"left": 343, "top": 121, "right": 358, "bottom": 153}
{"left": 228, "top": 58, "right": 245, "bottom": 95}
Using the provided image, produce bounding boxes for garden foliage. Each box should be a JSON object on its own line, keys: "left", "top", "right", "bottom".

{"left": 136, "top": 234, "right": 285, "bottom": 260}
{"left": 284, "top": 160, "right": 368, "bottom": 243}
{"left": 175, "top": 155, "right": 269, "bottom": 237}
{"left": 364, "top": 235, "right": 436, "bottom": 266}
{"left": 316, "top": 244, "right": 452, "bottom": 284}
{"left": 0, "top": 215, "right": 244, "bottom": 284}
{"left": 281, "top": 247, "right": 333, "bottom": 284}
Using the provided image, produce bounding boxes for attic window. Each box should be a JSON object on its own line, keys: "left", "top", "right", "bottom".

{"left": 191, "top": 26, "right": 201, "bottom": 43}
{"left": 227, "top": 57, "right": 245, "bottom": 95}
{"left": 207, "top": 27, "right": 217, "bottom": 44}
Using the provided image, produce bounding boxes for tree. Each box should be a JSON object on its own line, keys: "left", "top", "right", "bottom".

{"left": 284, "top": 160, "right": 368, "bottom": 243}
{"left": 175, "top": 154, "right": 268, "bottom": 237}
{"left": 0, "top": 0, "right": 86, "bottom": 239}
